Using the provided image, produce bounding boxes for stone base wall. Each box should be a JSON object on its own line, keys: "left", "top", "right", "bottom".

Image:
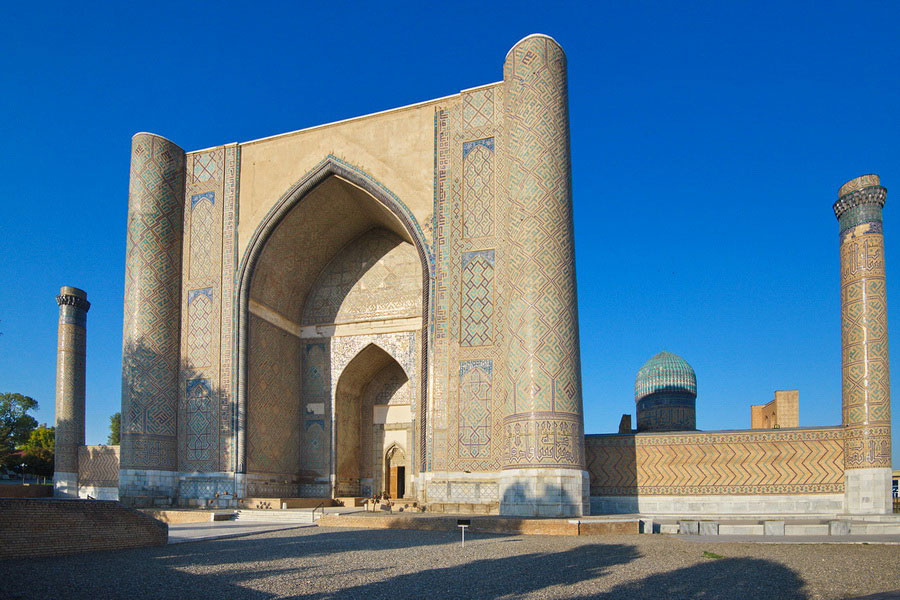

{"left": 119, "top": 469, "right": 178, "bottom": 507}
{"left": 591, "top": 493, "right": 845, "bottom": 516}
{"left": 0, "top": 498, "right": 167, "bottom": 559}
{"left": 78, "top": 485, "right": 119, "bottom": 501}
{"left": 53, "top": 472, "right": 78, "bottom": 498}
{"left": 499, "top": 468, "right": 589, "bottom": 517}
{"left": 845, "top": 468, "right": 893, "bottom": 514}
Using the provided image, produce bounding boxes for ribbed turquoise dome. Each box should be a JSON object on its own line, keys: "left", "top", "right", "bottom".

{"left": 634, "top": 351, "right": 697, "bottom": 402}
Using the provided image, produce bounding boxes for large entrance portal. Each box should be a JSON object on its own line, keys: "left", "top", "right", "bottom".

{"left": 236, "top": 162, "right": 427, "bottom": 500}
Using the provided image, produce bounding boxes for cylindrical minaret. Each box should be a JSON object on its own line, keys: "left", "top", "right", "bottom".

{"left": 53, "top": 286, "right": 90, "bottom": 498}
{"left": 834, "top": 174, "right": 892, "bottom": 514}
{"left": 499, "top": 34, "right": 588, "bottom": 517}
{"left": 120, "top": 133, "right": 185, "bottom": 505}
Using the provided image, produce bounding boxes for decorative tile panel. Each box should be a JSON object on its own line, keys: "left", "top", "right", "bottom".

{"left": 462, "top": 88, "right": 494, "bottom": 129}
{"left": 187, "top": 289, "right": 213, "bottom": 368}
{"left": 462, "top": 140, "right": 494, "bottom": 239}
{"left": 184, "top": 379, "right": 217, "bottom": 470}
{"left": 460, "top": 250, "right": 494, "bottom": 347}
{"left": 458, "top": 360, "right": 492, "bottom": 458}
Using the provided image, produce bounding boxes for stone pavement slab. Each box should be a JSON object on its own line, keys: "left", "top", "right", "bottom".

{"left": 167, "top": 520, "right": 314, "bottom": 544}
{"left": 677, "top": 533, "right": 900, "bottom": 545}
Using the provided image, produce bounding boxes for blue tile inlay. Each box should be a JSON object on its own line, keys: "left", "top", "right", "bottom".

{"left": 191, "top": 191, "right": 215, "bottom": 210}
{"left": 188, "top": 287, "right": 214, "bottom": 305}
{"left": 461, "top": 249, "right": 495, "bottom": 269}
{"left": 462, "top": 137, "right": 494, "bottom": 158}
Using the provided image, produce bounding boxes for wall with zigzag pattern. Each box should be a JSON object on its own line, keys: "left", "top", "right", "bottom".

{"left": 586, "top": 427, "right": 845, "bottom": 497}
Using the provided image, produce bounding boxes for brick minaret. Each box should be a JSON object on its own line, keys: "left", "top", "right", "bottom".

{"left": 499, "top": 34, "right": 588, "bottom": 516}
{"left": 120, "top": 133, "right": 185, "bottom": 506}
{"left": 834, "top": 174, "right": 892, "bottom": 513}
{"left": 53, "top": 286, "right": 90, "bottom": 497}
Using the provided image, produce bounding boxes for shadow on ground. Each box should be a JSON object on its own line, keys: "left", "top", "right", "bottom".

{"left": 1, "top": 528, "right": 810, "bottom": 600}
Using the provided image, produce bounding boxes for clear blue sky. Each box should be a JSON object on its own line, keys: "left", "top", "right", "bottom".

{"left": 2, "top": 2, "right": 899, "bottom": 463}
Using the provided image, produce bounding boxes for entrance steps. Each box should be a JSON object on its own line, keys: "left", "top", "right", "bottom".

{"left": 232, "top": 509, "right": 318, "bottom": 524}
{"left": 241, "top": 497, "right": 336, "bottom": 510}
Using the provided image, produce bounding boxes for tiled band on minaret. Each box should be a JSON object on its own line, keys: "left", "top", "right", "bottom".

{"left": 120, "top": 133, "right": 186, "bottom": 505}
{"left": 53, "top": 286, "right": 90, "bottom": 498}
{"left": 498, "top": 35, "right": 589, "bottom": 516}
{"left": 834, "top": 174, "right": 893, "bottom": 514}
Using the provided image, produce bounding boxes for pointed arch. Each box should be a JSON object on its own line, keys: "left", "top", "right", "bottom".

{"left": 235, "top": 156, "right": 431, "bottom": 475}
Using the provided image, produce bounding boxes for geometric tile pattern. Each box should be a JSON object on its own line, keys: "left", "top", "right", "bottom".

{"left": 185, "top": 379, "right": 216, "bottom": 470}
{"left": 426, "top": 480, "right": 500, "bottom": 503}
{"left": 219, "top": 145, "right": 240, "bottom": 472}
{"left": 586, "top": 428, "right": 846, "bottom": 495}
{"left": 121, "top": 134, "right": 184, "bottom": 471}
{"left": 838, "top": 197, "right": 892, "bottom": 468}
{"left": 432, "top": 89, "right": 505, "bottom": 474}
{"left": 301, "top": 342, "right": 330, "bottom": 477}
{"left": 180, "top": 145, "right": 226, "bottom": 475}
{"left": 502, "top": 36, "right": 583, "bottom": 468}
{"left": 246, "top": 315, "right": 302, "bottom": 476}
{"left": 187, "top": 289, "right": 213, "bottom": 368}
{"left": 302, "top": 229, "right": 421, "bottom": 326}
{"left": 460, "top": 250, "right": 494, "bottom": 346}
{"left": 458, "top": 360, "right": 492, "bottom": 458}
{"left": 190, "top": 197, "right": 216, "bottom": 279}
{"left": 192, "top": 151, "right": 222, "bottom": 183}
{"left": 462, "top": 88, "right": 493, "bottom": 130}
{"left": 462, "top": 140, "right": 494, "bottom": 238}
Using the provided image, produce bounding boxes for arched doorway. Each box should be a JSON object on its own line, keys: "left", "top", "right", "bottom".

{"left": 235, "top": 158, "right": 429, "bottom": 499}
{"left": 384, "top": 444, "right": 407, "bottom": 499}
{"left": 334, "top": 344, "right": 411, "bottom": 497}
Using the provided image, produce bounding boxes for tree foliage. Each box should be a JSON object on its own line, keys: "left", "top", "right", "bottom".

{"left": 1, "top": 393, "right": 39, "bottom": 467}
{"left": 108, "top": 412, "right": 121, "bottom": 445}
{"left": 22, "top": 424, "right": 54, "bottom": 477}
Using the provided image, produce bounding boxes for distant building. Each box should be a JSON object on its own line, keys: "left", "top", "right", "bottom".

{"left": 751, "top": 390, "right": 800, "bottom": 429}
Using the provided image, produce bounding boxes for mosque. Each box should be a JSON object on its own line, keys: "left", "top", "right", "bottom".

{"left": 52, "top": 34, "right": 892, "bottom": 517}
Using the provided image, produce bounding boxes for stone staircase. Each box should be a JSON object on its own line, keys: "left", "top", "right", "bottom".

{"left": 232, "top": 509, "right": 318, "bottom": 524}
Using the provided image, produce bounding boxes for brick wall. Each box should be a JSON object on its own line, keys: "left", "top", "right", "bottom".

{"left": 0, "top": 498, "right": 167, "bottom": 559}
{"left": 0, "top": 484, "right": 52, "bottom": 498}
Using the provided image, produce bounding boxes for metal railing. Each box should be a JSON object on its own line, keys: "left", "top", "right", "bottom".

{"left": 312, "top": 501, "right": 326, "bottom": 521}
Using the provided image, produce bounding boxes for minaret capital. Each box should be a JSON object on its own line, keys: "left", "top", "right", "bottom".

{"left": 833, "top": 175, "right": 887, "bottom": 222}
{"left": 56, "top": 293, "right": 91, "bottom": 312}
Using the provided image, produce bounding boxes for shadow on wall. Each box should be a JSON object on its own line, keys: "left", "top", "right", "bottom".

{"left": 500, "top": 481, "right": 580, "bottom": 517}
{"left": 120, "top": 339, "right": 237, "bottom": 503}
{"left": 0, "top": 527, "right": 810, "bottom": 600}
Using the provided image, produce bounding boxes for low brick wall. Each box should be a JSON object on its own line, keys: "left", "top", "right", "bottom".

{"left": 0, "top": 498, "right": 167, "bottom": 559}
{"left": 318, "top": 514, "right": 639, "bottom": 535}
{"left": 0, "top": 484, "right": 53, "bottom": 498}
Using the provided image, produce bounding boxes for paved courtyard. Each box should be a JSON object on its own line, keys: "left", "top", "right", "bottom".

{"left": 2, "top": 526, "right": 899, "bottom": 599}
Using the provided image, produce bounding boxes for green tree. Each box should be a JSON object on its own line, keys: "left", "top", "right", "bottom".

{"left": 108, "top": 412, "right": 121, "bottom": 445}
{"left": 22, "top": 424, "right": 54, "bottom": 478}
{"left": 1, "top": 393, "right": 39, "bottom": 469}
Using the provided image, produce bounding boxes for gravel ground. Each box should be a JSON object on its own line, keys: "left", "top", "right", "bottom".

{"left": 2, "top": 526, "right": 899, "bottom": 600}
